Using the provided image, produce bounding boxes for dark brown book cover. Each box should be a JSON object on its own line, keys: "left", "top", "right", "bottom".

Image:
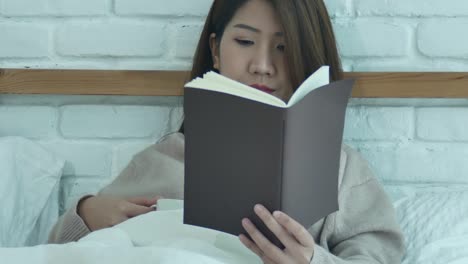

{"left": 183, "top": 78, "right": 354, "bottom": 247}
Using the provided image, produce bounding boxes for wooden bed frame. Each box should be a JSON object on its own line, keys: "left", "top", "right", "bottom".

{"left": 1, "top": 69, "right": 468, "bottom": 98}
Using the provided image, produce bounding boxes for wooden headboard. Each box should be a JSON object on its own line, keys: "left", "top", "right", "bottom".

{"left": 1, "top": 69, "right": 468, "bottom": 98}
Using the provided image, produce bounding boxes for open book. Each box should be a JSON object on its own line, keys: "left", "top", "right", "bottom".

{"left": 183, "top": 66, "right": 354, "bottom": 248}
{"left": 183, "top": 66, "right": 331, "bottom": 108}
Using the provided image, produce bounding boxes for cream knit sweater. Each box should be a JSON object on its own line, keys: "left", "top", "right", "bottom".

{"left": 48, "top": 132, "right": 404, "bottom": 263}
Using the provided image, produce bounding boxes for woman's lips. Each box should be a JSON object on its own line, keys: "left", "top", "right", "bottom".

{"left": 250, "top": 84, "right": 275, "bottom": 94}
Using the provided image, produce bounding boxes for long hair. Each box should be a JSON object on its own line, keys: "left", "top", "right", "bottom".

{"left": 179, "top": 0, "right": 342, "bottom": 133}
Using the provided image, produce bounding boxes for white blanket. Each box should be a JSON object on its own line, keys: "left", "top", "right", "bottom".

{"left": 0, "top": 206, "right": 261, "bottom": 264}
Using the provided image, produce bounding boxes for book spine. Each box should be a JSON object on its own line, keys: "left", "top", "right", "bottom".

{"left": 280, "top": 116, "right": 286, "bottom": 212}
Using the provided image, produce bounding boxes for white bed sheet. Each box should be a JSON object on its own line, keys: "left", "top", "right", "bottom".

{"left": 0, "top": 200, "right": 260, "bottom": 264}
{"left": 3, "top": 190, "right": 468, "bottom": 264}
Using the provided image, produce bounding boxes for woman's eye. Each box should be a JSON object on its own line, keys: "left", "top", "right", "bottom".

{"left": 235, "top": 39, "right": 254, "bottom": 46}
{"left": 277, "top": 44, "right": 285, "bottom": 52}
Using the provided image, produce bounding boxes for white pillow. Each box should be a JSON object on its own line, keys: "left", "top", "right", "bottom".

{"left": 0, "top": 137, "right": 65, "bottom": 247}
{"left": 394, "top": 190, "right": 468, "bottom": 264}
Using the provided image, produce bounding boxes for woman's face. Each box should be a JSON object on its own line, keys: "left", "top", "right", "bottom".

{"left": 210, "top": 0, "right": 293, "bottom": 102}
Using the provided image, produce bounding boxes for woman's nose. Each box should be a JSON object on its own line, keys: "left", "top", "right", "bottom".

{"left": 249, "top": 47, "right": 276, "bottom": 77}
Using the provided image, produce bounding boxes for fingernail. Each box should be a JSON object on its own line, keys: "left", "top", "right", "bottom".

{"left": 273, "top": 211, "right": 281, "bottom": 218}
{"left": 254, "top": 204, "right": 263, "bottom": 212}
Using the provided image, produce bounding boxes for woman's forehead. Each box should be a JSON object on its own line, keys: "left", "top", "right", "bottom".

{"left": 226, "top": 0, "right": 283, "bottom": 35}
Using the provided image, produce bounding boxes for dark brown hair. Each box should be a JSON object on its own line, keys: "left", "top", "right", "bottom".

{"left": 180, "top": 0, "right": 342, "bottom": 133}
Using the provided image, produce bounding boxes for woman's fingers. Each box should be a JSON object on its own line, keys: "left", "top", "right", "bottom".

{"left": 126, "top": 196, "right": 162, "bottom": 207}
{"left": 253, "top": 204, "right": 297, "bottom": 249}
{"left": 273, "top": 210, "right": 315, "bottom": 247}
{"left": 239, "top": 234, "right": 277, "bottom": 264}
{"left": 239, "top": 234, "right": 263, "bottom": 257}
{"left": 123, "top": 201, "right": 155, "bottom": 217}
{"left": 241, "top": 217, "right": 286, "bottom": 263}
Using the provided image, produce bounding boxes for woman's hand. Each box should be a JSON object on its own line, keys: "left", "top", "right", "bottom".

{"left": 239, "top": 204, "right": 315, "bottom": 264}
{"left": 78, "top": 195, "right": 161, "bottom": 231}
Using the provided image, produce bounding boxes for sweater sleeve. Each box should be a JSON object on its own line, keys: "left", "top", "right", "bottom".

{"left": 47, "top": 160, "right": 137, "bottom": 244}
{"left": 309, "top": 148, "right": 405, "bottom": 263}
{"left": 47, "top": 195, "right": 93, "bottom": 244}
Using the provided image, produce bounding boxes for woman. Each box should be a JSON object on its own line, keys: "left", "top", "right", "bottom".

{"left": 49, "top": 0, "right": 404, "bottom": 263}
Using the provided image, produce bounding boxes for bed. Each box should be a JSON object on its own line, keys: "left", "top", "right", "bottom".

{"left": 1, "top": 69, "right": 468, "bottom": 263}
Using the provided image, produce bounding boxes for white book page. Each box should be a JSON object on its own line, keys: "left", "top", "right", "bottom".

{"left": 286, "top": 66, "right": 330, "bottom": 107}
{"left": 185, "top": 66, "right": 330, "bottom": 108}
{"left": 185, "top": 72, "right": 286, "bottom": 107}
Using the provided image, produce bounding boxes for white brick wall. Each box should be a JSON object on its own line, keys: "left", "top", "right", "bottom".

{"left": 1, "top": 0, "right": 468, "bottom": 212}
{"left": 1, "top": 0, "right": 109, "bottom": 16}
{"left": 335, "top": 20, "right": 410, "bottom": 57}
{"left": 355, "top": 142, "right": 468, "bottom": 183}
{"left": 417, "top": 108, "right": 468, "bottom": 141}
{"left": 0, "top": 106, "right": 57, "bottom": 138}
{"left": 418, "top": 20, "right": 468, "bottom": 58}
{"left": 0, "top": 24, "right": 49, "bottom": 58}
{"left": 344, "top": 106, "right": 414, "bottom": 140}
{"left": 60, "top": 105, "right": 171, "bottom": 138}
{"left": 172, "top": 23, "right": 204, "bottom": 59}
{"left": 56, "top": 23, "right": 167, "bottom": 57}
{"left": 355, "top": 0, "right": 468, "bottom": 16}
{"left": 324, "top": 0, "right": 350, "bottom": 17}
{"left": 114, "top": 0, "right": 213, "bottom": 16}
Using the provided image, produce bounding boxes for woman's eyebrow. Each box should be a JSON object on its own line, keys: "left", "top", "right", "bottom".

{"left": 233, "top": 23, "right": 284, "bottom": 37}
